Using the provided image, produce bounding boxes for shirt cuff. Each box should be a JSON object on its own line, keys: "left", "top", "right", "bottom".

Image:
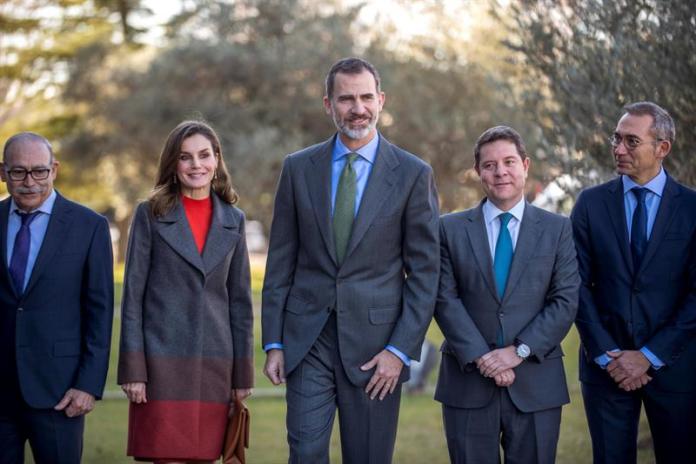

{"left": 594, "top": 348, "right": 620, "bottom": 369}
{"left": 264, "top": 343, "right": 284, "bottom": 352}
{"left": 386, "top": 345, "right": 411, "bottom": 366}
{"left": 640, "top": 346, "right": 665, "bottom": 370}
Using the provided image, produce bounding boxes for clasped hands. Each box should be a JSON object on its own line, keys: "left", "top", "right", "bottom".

{"left": 475, "top": 346, "right": 523, "bottom": 387}
{"left": 605, "top": 350, "right": 652, "bottom": 392}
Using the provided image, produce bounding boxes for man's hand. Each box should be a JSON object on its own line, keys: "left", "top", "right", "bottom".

{"left": 476, "top": 346, "right": 523, "bottom": 378}
{"left": 263, "top": 349, "right": 286, "bottom": 385}
{"left": 360, "top": 349, "right": 404, "bottom": 400}
{"left": 493, "top": 368, "right": 516, "bottom": 387}
{"left": 606, "top": 350, "right": 652, "bottom": 388}
{"left": 121, "top": 382, "right": 147, "bottom": 404}
{"left": 54, "top": 388, "right": 95, "bottom": 417}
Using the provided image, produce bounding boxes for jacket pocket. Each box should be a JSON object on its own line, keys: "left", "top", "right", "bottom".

{"left": 368, "top": 307, "right": 399, "bottom": 325}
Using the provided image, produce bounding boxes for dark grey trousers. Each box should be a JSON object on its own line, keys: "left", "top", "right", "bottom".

{"left": 442, "top": 388, "right": 561, "bottom": 464}
{"left": 286, "top": 314, "right": 402, "bottom": 464}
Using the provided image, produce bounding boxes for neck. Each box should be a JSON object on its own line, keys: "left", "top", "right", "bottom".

{"left": 181, "top": 188, "right": 210, "bottom": 200}
{"left": 338, "top": 130, "right": 377, "bottom": 152}
{"left": 628, "top": 167, "right": 661, "bottom": 186}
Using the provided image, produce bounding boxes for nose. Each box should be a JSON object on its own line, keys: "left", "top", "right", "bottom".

{"left": 190, "top": 156, "right": 201, "bottom": 168}
{"left": 23, "top": 173, "right": 37, "bottom": 186}
{"left": 352, "top": 100, "right": 365, "bottom": 114}
{"left": 614, "top": 141, "right": 628, "bottom": 156}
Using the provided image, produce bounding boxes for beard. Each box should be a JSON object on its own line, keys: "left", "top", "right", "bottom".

{"left": 332, "top": 109, "right": 379, "bottom": 141}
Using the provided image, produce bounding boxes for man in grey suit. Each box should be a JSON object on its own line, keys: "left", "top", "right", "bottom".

{"left": 261, "top": 57, "right": 440, "bottom": 463}
{"left": 434, "top": 126, "right": 579, "bottom": 463}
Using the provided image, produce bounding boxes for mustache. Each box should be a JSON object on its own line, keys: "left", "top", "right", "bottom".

{"left": 15, "top": 186, "right": 44, "bottom": 194}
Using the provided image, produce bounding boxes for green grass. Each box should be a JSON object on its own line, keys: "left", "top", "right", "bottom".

{"left": 29, "top": 263, "right": 656, "bottom": 463}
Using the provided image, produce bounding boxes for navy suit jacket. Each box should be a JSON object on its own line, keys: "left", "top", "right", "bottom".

{"left": 0, "top": 193, "right": 114, "bottom": 408}
{"left": 571, "top": 175, "right": 696, "bottom": 392}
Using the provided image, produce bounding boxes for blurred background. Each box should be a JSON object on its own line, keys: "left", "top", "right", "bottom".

{"left": 2, "top": 0, "right": 694, "bottom": 462}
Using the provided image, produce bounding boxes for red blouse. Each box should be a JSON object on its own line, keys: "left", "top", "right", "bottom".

{"left": 182, "top": 195, "right": 213, "bottom": 254}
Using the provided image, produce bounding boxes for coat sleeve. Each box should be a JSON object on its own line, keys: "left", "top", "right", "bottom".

{"left": 434, "top": 219, "right": 490, "bottom": 365}
{"left": 228, "top": 213, "right": 254, "bottom": 388}
{"left": 117, "top": 202, "right": 152, "bottom": 384}
{"left": 74, "top": 215, "right": 114, "bottom": 398}
{"left": 387, "top": 164, "right": 440, "bottom": 361}
{"left": 571, "top": 192, "right": 620, "bottom": 359}
{"left": 515, "top": 218, "right": 580, "bottom": 361}
{"left": 261, "top": 156, "right": 299, "bottom": 347}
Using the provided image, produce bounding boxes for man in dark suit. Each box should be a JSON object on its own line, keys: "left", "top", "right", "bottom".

{"left": 572, "top": 101, "right": 696, "bottom": 463}
{"left": 434, "top": 126, "right": 579, "bottom": 463}
{"left": 0, "top": 132, "right": 114, "bottom": 464}
{"left": 261, "top": 57, "right": 439, "bottom": 463}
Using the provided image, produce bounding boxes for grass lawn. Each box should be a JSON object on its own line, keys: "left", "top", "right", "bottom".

{"left": 29, "top": 262, "right": 655, "bottom": 463}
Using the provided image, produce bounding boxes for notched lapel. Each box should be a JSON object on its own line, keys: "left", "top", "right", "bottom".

{"left": 466, "top": 204, "right": 499, "bottom": 301}
{"left": 24, "top": 195, "right": 72, "bottom": 296}
{"left": 156, "top": 201, "right": 205, "bottom": 276}
{"left": 343, "top": 139, "right": 398, "bottom": 262}
{"left": 503, "top": 204, "right": 541, "bottom": 301}
{"left": 604, "top": 179, "right": 634, "bottom": 273}
{"left": 638, "top": 177, "right": 680, "bottom": 274}
{"left": 305, "top": 138, "right": 337, "bottom": 266}
{"left": 201, "top": 195, "right": 241, "bottom": 273}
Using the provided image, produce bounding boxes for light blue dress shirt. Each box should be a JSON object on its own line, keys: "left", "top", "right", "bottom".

{"left": 264, "top": 134, "right": 411, "bottom": 366}
{"left": 6, "top": 189, "right": 57, "bottom": 292}
{"left": 482, "top": 197, "right": 525, "bottom": 258}
{"left": 594, "top": 168, "right": 666, "bottom": 370}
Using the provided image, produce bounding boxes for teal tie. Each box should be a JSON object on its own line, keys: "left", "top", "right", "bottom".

{"left": 493, "top": 212, "right": 514, "bottom": 299}
{"left": 333, "top": 153, "right": 358, "bottom": 265}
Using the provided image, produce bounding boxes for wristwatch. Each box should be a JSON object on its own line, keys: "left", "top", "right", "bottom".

{"left": 515, "top": 340, "right": 531, "bottom": 360}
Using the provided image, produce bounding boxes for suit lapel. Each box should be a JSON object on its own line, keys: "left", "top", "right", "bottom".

{"left": 0, "top": 199, "right": 14, "bottom": 297}
{"left": 503, "top": 203, "right": 541, "bottom": 302}
{"left": 201, "top": 194, "right": 240, "bottom": 273}
{"left": 466, "top": 202, "right": 499, "bottom": 301}
{"left": 157, "top": 200, "right": 205, "bottom": 276}
{"left": 603, "top": 178, "right": 634, "bottom": 273}
{"left": 24, "top": 194, "right": 73, "bottom": 296}
{"left": 638, "top": 175, "right": 680, "bottom": 274}
{"left": 305, "top": 137, "right": 337, "bottom": 266}
{"left": 343, "top": 136, "right": 398, "bottom": 262}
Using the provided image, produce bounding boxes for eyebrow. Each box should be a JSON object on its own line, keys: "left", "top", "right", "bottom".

{"left": 179, "top": 148, "right": 213, "bottom": 155}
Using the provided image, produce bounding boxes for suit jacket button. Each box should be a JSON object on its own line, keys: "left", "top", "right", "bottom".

{"left": 17, "top": 307, "right": 24, "bottom": 311}
{"left": 498, "top": 313, "right": 504, "bottom": 319}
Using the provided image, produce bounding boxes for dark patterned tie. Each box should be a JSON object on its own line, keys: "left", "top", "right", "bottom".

{"left": 333, "top": 153, "right": 358, "bottom": 265}
{"left": 630, "top": 187, "right": 648, "bottom": 269}
{"left": 9, "top": 211, "right": 40, "bottom": 294}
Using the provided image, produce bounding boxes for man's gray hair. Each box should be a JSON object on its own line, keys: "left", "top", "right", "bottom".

{"left": 2, "top": 132, "right": 54, "bottom": 163}
{"left": 623, "top": 101, "right": 675, "bottom": 144}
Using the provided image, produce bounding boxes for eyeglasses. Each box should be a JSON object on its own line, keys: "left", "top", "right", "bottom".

{"left": 4, "top": 167, "right": 52, "bottom": 181}
{"left": 609, "top": 133, "right": 662, "bottom": 151}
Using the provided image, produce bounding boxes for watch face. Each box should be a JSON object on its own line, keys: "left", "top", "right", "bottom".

{"left": 517, "top": 343, "right": 531, "bottom": 358}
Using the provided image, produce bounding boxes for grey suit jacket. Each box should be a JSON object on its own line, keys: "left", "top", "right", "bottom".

{"left": 434, "top": 200, "right": 579, "bottom": 412}
{"left": 261, "top": 134, "right": 440, "bottom": 386}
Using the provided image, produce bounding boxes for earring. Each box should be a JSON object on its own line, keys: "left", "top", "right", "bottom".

{"left": 213, "top": 170, "right": 218, "bottom": 180}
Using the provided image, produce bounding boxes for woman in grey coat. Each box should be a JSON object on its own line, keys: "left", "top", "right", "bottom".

{"left": 117, "top": 120, "right": 253, "bottom": 463}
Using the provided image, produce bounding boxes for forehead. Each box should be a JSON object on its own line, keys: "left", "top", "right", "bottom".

{"left": 4, "top": 140, "right": 52, "bottom": 166}
{"left": 333, "top": 70, "right": 378, "bottom": 96}
{"left": 479, "top": 139, "right": 522, "bottom": 162}
{"left": 180, "top": 133, "right": 214, "bottom": 152}
{"left": 616, "top": 113, "right": 654, "bottom": 136}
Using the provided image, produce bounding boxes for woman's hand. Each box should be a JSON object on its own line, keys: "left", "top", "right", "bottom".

{"left": 122, "top": 382, "right": 147, "bottom": 403}
{"left": 229, "top": 388, "right": 252, "bottom": 416}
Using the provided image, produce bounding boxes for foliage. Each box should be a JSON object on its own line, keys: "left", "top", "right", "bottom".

{"left": 500, "top": 0, "right": 696, "bottom": 188}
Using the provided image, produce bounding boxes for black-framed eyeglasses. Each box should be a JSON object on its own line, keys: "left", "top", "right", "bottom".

{"left": 609, "top": 133, "right": 661, "bottom": 151}
{"left": 4, "top": 167, "right": 52, "bottom": 181}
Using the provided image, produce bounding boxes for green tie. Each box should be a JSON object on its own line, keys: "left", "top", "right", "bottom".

{"left": 333, "top": 153, "right": 358, "bottom": 264}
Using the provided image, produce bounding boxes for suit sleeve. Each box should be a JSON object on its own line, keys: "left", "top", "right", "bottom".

{"left": 228, "top": 213, "right": 254, "bottom": 388}
{"left": 387, "top": 164, "right": 440, "bottom": 361}
{"left": 117, "top": 203, "right": 151, "bottom": 384}
{"left": 74, "top": 216, "right": 114, "bottom": 398}
{"left": 434, "top": 220, "right": 490, "bottom": 365}
{"left": 571, "top": 192, "right": 620, "bottom": 358}
{"left": 515, "top": 217, "right": 580, "bottom": 361}
{"left": 261, "top": 156, "right": 299, "bottom": 347}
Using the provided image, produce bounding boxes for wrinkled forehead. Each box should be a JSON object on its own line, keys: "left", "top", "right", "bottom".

{"left": 616, "top": 113, "right": 654, "bottom": 136}
{"left": 3, "top": 140, "right": 53, "bottom": 167}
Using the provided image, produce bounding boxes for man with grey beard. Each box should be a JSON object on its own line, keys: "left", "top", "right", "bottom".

{"left": 262, "top": 57, "right": 440, "bottom": 463}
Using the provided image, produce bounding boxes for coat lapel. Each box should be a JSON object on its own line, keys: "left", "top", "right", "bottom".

{"left": 201, "top": 194, "right": 240, "bottom": 273}
{"left": 343, "top": 136, "right": 398, "bottom": 262}
{"left": 604, "top": 178, "right": 634, "bottom": 273}
{"left": 466, "top": 202, "right": 499, "bottom": 302}
{"left": 24, "top": 194, "right": 73, "bottom": 296}
{"left": 503, "top": 203, "right": 542, "bottom": 302}
{"left": 638, "top": 175, "right": 680, "bottom": 274}
{"left": 305, "top": 137, "right": 337, "bottom": 266}
{"left": 0, "top": 198, "right": 13, "bottom": 297}
{"left": 156, "top": 200, "right": 205, "bottom": 276}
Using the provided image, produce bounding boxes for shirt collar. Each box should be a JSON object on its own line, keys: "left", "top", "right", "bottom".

{"left": 332, "top": 132, "right": 379, "bottom": 164}
{"left": 622, "top": 167, "right": 666, "bottom": 197}
{"left": 483, "top": 196, "right": 526, "bottom": 226}
{"left": 10, "top": 189, "right": 57, "bottom": 216}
